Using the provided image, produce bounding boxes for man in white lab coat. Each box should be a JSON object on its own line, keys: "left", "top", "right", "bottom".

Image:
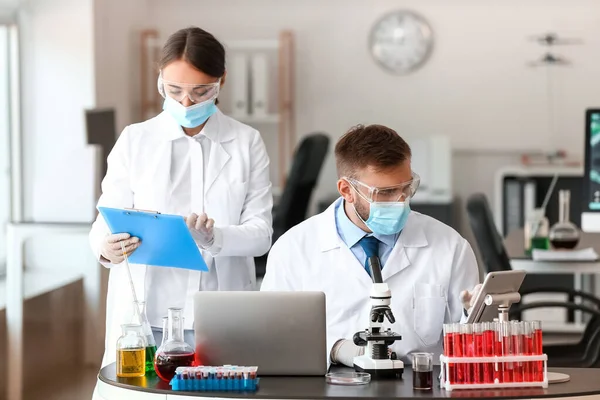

{"left": 261, "top": 124, "right": 481, "bottom": 367}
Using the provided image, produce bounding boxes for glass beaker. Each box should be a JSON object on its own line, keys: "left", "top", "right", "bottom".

{"left": 411, "top": 352, "right": 433, "bottom": 390}
{"left": 116, "top": 324, "right": 147, "bottom": 378}
{"left": 524, "top": 208, "right": 550, "bottom": 254}
{"left": 549, "top": 190, "right": 580, "bottom": 249}
{"left": 130, "top": 301, "right": 157, "bottom": 373}
{"left": 154, "top": 307, "right": 195, "bottom": 382}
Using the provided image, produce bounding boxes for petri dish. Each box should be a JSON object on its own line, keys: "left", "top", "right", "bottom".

{"left": 326, "top": 372, "right": 371, "bottom": 385}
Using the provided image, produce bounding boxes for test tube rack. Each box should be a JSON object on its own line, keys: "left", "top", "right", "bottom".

{"left": 170, "top": 376, "right": 259, "bottom": 392}
{"left": 169, "top": 366, "right": 259, "bottom": 392}
{"left": 439, "top": 354, "right": 548, "bottom": 391}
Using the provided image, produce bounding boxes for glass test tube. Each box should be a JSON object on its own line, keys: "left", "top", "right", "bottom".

{"left": 511, "top": 321, "right": 524, "bottom": 382}
{"left": 454, "top": 323, "right": 466, "bottom": 384}
{"left": 532, "top": 321, "right": 543, "bottom": 381}
{"left": 495, "top": 321, "right": 504, "bottom": 382}
{"left": 462, "top": 324, "right": 475, "bottom": 384}
{"left": 482, "top": 321, "right": 495, "bottom": 384}
{"left": 473, "top": 323, "right": 484, "bottom": 384}
{"left": 443, "top": 323, "right": 457, "bottom": 384}
{"left": 500, "top": 322, "right": 514, "bottom": 383}
{"left": 523, "top": 321, "right": 534, "bottom": 382}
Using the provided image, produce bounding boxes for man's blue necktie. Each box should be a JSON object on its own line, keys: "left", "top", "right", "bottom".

{"left": 358, "top": 236, "right": 381, "bottom": 275}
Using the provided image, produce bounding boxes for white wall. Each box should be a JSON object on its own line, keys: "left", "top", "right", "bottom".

{"left": 143, "top": 0, "right": 600, "bottom": 226}
{"left": 18, "top": 0, "right": 96, "bottom": 223}
{"left": 93, "top": 0, "right": 149, "bottom": 132}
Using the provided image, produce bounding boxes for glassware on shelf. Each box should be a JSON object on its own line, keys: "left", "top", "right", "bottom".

{"left": 154, "top": 307, "right": 195, "bottom": 382}
{"left": 549, "top": 190, "right": 580, "bottom": 249}
{"left": 116, "top": 324, "right": 147, "bottom": 378}
{"left": 524, "top": 208, "right": 550, "bottom": 254}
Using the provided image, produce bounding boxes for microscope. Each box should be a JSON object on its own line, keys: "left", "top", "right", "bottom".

{"left": 352, "top": 256, "right": 404, "bottom": 379}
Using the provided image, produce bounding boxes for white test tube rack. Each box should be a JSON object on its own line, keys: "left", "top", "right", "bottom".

{"left": 439, "top": 354, "right": 549, "bottom": 391}
{"left": 439, "top": 291, "right": 548, "bottom": 391}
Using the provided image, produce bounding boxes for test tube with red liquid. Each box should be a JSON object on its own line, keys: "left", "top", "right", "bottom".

{"left": 532, "top": 321, "right": 543, "bottom": 381}
{"left": 443, "top": 323, "right": 457, "bottom": 384}
{"left": 495, "top": 321, "right": 504, "bottom": 382}
{"left": 454, "top": 323, "right": 465, "bottom": 384}
{"left": 502, "top": 322, "right": 514, "bottom": 383}
{"left": 482, "top": 322, "right": 495, "bottom": 384}
{"left": 461, "top": 324, "right": 474, "bottom": 384}
{"left": 523, "top": 321, "right": 534, "bottom": 382}
{"left": 511, "top": 321, "right": 524, "bottom": 382}
{"left": 473, "top": 323, "right": 484, "bottom": 384}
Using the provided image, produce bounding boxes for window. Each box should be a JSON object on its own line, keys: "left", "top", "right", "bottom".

{"left": 0, "top": 24, "right": 19, "bottom": 276}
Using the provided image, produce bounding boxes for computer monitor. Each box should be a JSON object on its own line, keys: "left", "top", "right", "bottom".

{"left": 581, "top": 109, "right": 600, "bottom": 232}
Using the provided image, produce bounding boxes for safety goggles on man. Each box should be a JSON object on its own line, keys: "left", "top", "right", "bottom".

{"left": 157, "top": 74, "right": 220, "bottom": 104}
{"left": 345, "top": 172, "right": 420, "bottom": 203}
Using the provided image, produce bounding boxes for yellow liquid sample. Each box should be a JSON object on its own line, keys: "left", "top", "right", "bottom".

{"left": 117, "top": 348, "right": 146, "bottom": 377}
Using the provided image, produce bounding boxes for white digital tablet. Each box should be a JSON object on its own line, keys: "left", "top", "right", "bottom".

{"left": 466, "top": 270, "right": 526, "bottom": 323}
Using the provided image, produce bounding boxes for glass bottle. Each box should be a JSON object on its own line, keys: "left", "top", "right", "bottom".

{"left": 154, "top": 307, "right": 195, "bottom": 382}
{"left": 130, "top": 301, "right": 157, "bottom": 373}
{"left": 116, "top": 324, "right": 147, "bottom": 378}
{"left": 524, "top": 208, "right": 550, "bottom": 254}
{"left": 549, "top": 190, "right": 580, "bottom": 249}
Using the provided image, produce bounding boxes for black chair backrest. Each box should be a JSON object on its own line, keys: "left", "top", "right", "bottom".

{"left": 273, "top": 133, "right": 330, "bottom": 240}
{"left": 466, "top": 193, "right": 513, "bottom": 273}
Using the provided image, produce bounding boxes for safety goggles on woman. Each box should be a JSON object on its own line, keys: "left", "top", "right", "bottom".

{"left": 345, "top": 172, "right": 421, "bottom": 203}
{"left": 157, "top": 73, "right": 220, "bottom": 104}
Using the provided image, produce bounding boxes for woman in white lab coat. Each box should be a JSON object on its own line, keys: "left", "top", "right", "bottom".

{"left": 89, "top": 27, "right": 273, "bottom": 368}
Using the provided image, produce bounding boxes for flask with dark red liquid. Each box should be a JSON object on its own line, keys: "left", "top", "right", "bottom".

{"left": 549, "top": 190, "right": 580, "bottom": 249}
{"left": 154, "top": 307, "right": 195, "bottom": 382}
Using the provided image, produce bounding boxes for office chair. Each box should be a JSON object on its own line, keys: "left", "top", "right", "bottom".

{"left": 466, "top": 193, "right": 600, "bottom": 366}
{"left": 271, "top": 133, "right": 330, "bottom": 242}
{"left": 255, "top": 133, "right": 330, "bottom": 278}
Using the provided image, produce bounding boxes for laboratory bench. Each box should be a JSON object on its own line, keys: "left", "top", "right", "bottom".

{"left": 96, "top": 363, "right": 600, "bottom": 400}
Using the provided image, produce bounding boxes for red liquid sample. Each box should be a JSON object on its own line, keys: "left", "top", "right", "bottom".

{"left": 413, "top": 370, "right": 433, "bottom": 390}
{"left": 444, "top": 332, "right": 456, "bottom": 384}
{"left": 502, "top": 336, "right": 513, "bottom": 383}
{"left": 474, "top": 333, "right": 484, "bottom": 384}
{"left": 496, "top": 335, "right": 504, "bottom": 383}
{"left": 463, "top": 333, "right": 475, "bottom": 384}
{"left": 512, "top": 334, "right": 523, "bottom": 383}
{"left": 533, "top": 329, "right": 543, "bottom": 381}
{"left": 154, "top": 352, "right": 195, "bottom": 382}
{"left": 453, "top": 333, "right": 465, "bottom": 384}
{"left": 483, "top": 329, "right": 495, "bottom": 383}
{"left": 524, "top": 336, "right": 534, "bottom": 382}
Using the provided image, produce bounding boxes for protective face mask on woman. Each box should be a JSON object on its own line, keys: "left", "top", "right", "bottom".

{"left": 162, "top": 96, "right": 217, "bottom": 128}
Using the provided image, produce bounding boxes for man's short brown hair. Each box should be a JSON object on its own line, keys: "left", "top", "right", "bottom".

{"left": 335, "top": 124, "right": 411, "bottom": 178}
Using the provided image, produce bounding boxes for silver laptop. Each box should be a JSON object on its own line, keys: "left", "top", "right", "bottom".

{"left": 193, "top": 291, "right": 327, "bottom": 376}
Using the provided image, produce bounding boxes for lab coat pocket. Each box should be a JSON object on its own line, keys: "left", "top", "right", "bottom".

{"left": 413, "top": 284, "right": 446, "bottom": 347}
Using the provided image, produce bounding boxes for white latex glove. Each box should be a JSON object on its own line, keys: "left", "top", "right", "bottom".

{"left": 460, "top": 283, "right": 483, "bottom": 312}
{"left": 185, "top": 213, "right": 215, "bottom": 249}
{"left": 330, "top": 339, "right": 365, "bottom": 367}
{"left": 100, "top": 233, "right": 140, "bottom": 264}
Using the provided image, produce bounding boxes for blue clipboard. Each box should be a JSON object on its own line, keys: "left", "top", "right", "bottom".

{"left": 98, "top": 207, "right": 208, "bottom": 271}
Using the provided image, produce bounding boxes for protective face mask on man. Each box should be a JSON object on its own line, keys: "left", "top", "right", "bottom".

{"left": 351, "top": 186, "right": 411, "bottom": 235}
{"left": 162, "top": 96, "right": 217, "bottom": 128}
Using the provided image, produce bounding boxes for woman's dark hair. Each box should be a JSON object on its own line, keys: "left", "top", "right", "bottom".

{"left": 159, "top": 26, "right": 226, "bottom": 78}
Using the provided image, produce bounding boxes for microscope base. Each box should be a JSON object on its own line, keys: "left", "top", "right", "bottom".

{"left": 353, "top": 356, "right": 404, "bottom": 379}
